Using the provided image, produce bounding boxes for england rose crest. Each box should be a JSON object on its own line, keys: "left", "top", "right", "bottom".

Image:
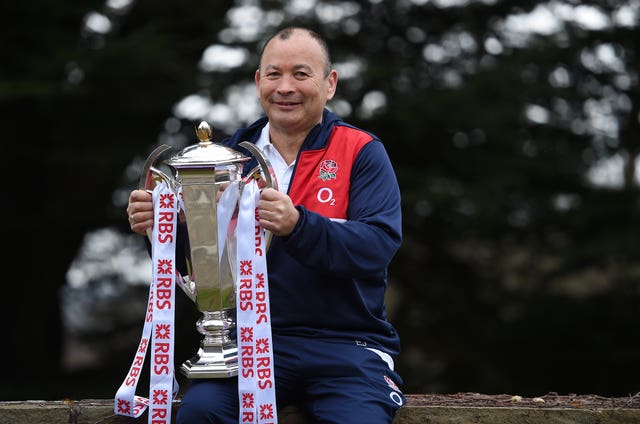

{"left": 318, "top": 159, "right": 338, "bottom": 181}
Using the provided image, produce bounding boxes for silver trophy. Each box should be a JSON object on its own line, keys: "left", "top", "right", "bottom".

{"left": 139, "top": 121, "right": 276, "bottom": 378}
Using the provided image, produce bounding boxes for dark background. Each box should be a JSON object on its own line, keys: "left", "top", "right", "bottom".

{"left": 2, "top": 0, "right": 639, "bottom": 400}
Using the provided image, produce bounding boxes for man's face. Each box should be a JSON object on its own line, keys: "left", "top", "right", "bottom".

{"left": 255, "top": 31, "right": 337, "bottom": 135}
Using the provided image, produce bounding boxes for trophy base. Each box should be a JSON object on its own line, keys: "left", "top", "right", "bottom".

{"left": 180, "top": 343, "right": 238, "bottom": 379}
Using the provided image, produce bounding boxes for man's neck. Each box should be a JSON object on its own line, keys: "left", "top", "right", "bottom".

{"left": 269, "top": 129, "right": 307, "bottom": 165}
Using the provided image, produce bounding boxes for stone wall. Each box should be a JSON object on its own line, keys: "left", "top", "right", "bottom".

{"left": 1, "top": 397, "right": 639, "bottom": 424}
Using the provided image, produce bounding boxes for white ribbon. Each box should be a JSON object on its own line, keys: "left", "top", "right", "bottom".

{"left": 115, "top": 179, "right": 277, "bottom": 424}
{"left": 237, "top": 180, "right": 278, "bottom": 424}
{"left": 115, "top": 181, "right": 179, "bottom": 423}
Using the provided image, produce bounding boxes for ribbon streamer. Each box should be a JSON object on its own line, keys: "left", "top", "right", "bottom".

{"left": 237, "top": 180, "right": 278, "bottom": 424}
{"left": 114, "top": 181, "right": 179, "bottom": 423}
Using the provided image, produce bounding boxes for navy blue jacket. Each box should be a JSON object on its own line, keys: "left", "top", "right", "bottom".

{"left": 224, "top": 109, "right": 402, "bottom": 356}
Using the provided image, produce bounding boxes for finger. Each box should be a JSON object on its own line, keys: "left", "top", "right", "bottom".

{"left": 260, "top": 187, "right": 279, "bottom": 200}
{"left": 130, "top": 189, "right": 152, "bottom": 203}
{"left": 129, "top": 214, "right": 153, "bottom": 235}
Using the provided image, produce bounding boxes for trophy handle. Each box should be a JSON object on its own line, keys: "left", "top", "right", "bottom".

{"left": 238, "top": 141, "right": 279, "bottom": 250}
{"left": 138, "top": 144, "right": 177, "bottom": 242}
{"left": 139, "top": 144, "right": 174, "bottom": 192}
{"left": 239, "top": 141, "right": 278, "bottom": 191}
{"left": 137, "top": 144, "right": 197, "bottom": 303}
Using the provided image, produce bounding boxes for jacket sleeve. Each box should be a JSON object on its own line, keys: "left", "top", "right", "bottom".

{"left": 280, "top": 140, "right": 402, "bottom": 278}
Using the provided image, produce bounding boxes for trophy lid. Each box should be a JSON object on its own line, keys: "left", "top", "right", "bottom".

{"left": 167, "top": 121, "right": 249, "bottom": 169}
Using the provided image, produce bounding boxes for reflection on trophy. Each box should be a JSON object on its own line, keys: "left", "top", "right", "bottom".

{"left": 139, "top": 121, "right": 276, "bottom": 378}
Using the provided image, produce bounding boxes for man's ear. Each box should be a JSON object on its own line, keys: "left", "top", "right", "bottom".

{"left": 326, "top": 69, "right": 338, "bottom": 100}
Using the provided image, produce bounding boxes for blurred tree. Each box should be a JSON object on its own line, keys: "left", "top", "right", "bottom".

{"left": 1, "top": 0, "right": 235, "bottom": 396}
{"left": 356, "top": 1, "right": 640, "bottom": 396}
{"left": 2, "top": 0, "right": 638, "bottom": 400}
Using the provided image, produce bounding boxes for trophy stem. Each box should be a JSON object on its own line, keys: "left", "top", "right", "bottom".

{"left": 180, "top": 309, "right": 238, "bottom": 378}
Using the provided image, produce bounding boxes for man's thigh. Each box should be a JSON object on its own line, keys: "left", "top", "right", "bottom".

{"left": 298, "top": 339, "right": 405, "bottom": 424}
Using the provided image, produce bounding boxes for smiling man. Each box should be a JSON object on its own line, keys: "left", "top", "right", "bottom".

{"left": 127, "top": 26, "right": 405, "bottom": 424}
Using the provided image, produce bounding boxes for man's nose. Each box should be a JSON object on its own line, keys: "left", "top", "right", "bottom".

{"left": 276, "top": 75, "right": 295, "bottom": 93}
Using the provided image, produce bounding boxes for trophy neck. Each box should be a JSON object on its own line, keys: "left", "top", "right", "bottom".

{"left": 179, "top": 166, "right": 240, "bottom": 312}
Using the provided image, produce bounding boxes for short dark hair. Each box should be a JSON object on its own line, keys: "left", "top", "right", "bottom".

{"left": 258, "top": 27, "right": 332, "bottom": 77}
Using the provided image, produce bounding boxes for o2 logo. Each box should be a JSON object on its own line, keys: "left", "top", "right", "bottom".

{"left": 317, "top": 188, "right": 335, "bottom": 206}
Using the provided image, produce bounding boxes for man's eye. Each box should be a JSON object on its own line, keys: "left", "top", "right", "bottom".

{"left": 295, "top": 72, "right": 309, "bottom": 78}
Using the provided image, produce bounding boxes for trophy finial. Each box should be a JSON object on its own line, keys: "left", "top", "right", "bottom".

{"left": 196, "top": 121, "right": 212, "bottom": 143}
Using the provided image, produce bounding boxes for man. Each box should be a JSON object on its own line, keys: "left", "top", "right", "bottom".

{"left": 127, "top": 26, "right": 404, "bottom": 423}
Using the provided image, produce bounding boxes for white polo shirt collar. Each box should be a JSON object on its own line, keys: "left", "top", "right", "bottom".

{"left": 254, "top": 122, "right": 295, "bottom": 194}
